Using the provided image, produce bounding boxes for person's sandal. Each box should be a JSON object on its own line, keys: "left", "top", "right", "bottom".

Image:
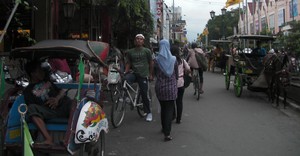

{"left": 164, "top": 136, "right": 173, "bottom": 142}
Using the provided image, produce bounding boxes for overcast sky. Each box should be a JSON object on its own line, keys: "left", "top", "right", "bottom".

{"left": 164, "top": 0, "right": 240, "bottom": 42}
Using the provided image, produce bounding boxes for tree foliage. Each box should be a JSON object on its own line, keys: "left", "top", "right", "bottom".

{"left": 206, "top": 8, "right": 239, "bottom": 46}
{"left": 1, "top": 0, "right": 36, "bottom": 49}
{"left": 277, "top": 21, "right": 300, "bottom": 57}
{"left": 102, "top": 0, "right": 154, "bottom": 49}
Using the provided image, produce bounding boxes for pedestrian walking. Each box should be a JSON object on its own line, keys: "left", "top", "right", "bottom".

{"left": 154, "top": 39, "right": 178, "bottom": 141}
{"left": 125, "top": 34, "right": 154, "bottom": 122}
{"left": 171, "top": 45, "right": 190, "bottom": 124}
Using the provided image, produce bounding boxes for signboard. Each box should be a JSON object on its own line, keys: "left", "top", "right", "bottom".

{"left": 156, "top": 0, "right": 163, "bottom": 18}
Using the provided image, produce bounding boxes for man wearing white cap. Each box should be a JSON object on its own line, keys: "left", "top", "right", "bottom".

{"left": 125, "top": 34, "right": 154, "bottom": 122}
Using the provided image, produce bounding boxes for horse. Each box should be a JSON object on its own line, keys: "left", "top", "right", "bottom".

{"left": 264, "top": 52, "right": 290, "bottom": 108}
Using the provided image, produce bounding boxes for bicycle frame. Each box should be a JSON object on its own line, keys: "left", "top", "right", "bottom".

{"left": 110, "top": 74, "right": 151, "bottom": 128}
{"left": 122, "top": 80, "right": 143, "bottom": 107}
{"left": 192, "top": 70, "right": 199, "bottom": 89}
{"left": 192, "top": 69, "right": 199, "bottom": 77}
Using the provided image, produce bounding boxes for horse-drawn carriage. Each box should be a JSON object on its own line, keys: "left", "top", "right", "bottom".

{"left": 0, "top": 40, "right": 110, "bottom": 156}
{"left": 209, "top": 39, "right": 231, "bottom": 72}
{"left": 224, "top": 35, "right": 288, "bottom": 99}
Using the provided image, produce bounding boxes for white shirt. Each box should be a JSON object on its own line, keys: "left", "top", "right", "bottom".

{"left": 177, "top": 59, "right": 190, "bottom": 88}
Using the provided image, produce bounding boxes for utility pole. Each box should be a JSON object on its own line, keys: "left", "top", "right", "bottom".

{"left": 258, "top": 0, "right": 260, "bottom": 35}
{"left": 161, "top": 1, "right": 164, "bottom": 39}
{"left": 0, "top": 3, "right": 20, "bottom": 43}
{"left": 252, "top": 0, "right": 255, "bottom": 35}
{"left": 246, "top": 0, "right": 248, "bottom": 34}
{"left": 172, "top": 0, "right": 175, "bottom": 43}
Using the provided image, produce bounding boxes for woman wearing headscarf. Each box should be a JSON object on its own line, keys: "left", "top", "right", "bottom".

{"left": 154, "top": 39, "right": 178, "bottom": 141}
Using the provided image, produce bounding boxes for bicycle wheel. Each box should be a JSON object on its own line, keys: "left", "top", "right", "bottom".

{"left": 196, "top": 75, "right": 200, "bottom": 100}
{"left": 109, "top": 83, "right": 121, "bottom": 102}
{"left": 111, "top": 90, "right": 126, "bottom": 128}
{"left": 136, "top": 92, "right": 148, "bottom": 117}
{"left": 192, "top": 76, "right": 197, "bottom": 95}
{"left": 192, "top": 73, "right": 198, "bottom": 96}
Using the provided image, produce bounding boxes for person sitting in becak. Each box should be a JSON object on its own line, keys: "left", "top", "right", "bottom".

{"left": 24, "top": 59, "right": 73, "bottom": 146}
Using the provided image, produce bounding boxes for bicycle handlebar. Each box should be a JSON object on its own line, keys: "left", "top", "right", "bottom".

{"left": 112, "top": 67, "right": 151, "bottom": 82}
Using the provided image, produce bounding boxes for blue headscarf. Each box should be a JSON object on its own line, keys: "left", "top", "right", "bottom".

{"left": 156, "top": 39, "right": 176, "bottom": 77}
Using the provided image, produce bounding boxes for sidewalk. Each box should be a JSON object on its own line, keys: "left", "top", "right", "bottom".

{"left": 285, "top": 75, "right": 300, "bottom": 112}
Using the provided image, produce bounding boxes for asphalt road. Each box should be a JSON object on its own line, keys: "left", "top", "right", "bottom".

{"left": 103, "top": 70, "right": 300, "bottom": 156}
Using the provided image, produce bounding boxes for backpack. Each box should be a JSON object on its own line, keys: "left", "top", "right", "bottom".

{"left": 195, "top": 52, "right": 208, "bottom": 71}
{"left": 182, "top": 59, "right": 191, "bottom": 88}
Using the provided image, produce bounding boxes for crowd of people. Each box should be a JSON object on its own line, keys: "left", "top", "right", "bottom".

{"left": 126, "top": 35, "right": 208, "bottom": 141}
{"left": 23, "top": 34, "right": 297, "bottom": 145}
{"left": 21, "top": 34, "right": 211, "bottom": 144}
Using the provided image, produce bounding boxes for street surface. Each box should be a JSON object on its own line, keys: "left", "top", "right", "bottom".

{"left": 103, "top": 70, "right": 300, "bottom": 156}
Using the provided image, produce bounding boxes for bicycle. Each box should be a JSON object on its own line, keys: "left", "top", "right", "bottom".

{"left": 110, "top": 71, "right": 152, "bottom": 128}
{"left": 192, "top": 69, "right": 200, "bottom": 100}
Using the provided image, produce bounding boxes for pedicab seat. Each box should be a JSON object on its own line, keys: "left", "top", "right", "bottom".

{"left": 27, "top": 83, "right": 101, "bottom": 131}
{"left": 5, "top": 83, "right": 101, "bottom": 143}
{"left": 6, "top": 95, "right": 69, "bottom": 131}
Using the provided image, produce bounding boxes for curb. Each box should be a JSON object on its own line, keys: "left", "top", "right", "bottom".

{"left": 287, "top": 81, "right": 300, "bottom": 112}
{"left": 279, "top": 96, "right": 300, "bottom": 112}
{"left": 290, "top": 82, "right": 300, "bottom": 87}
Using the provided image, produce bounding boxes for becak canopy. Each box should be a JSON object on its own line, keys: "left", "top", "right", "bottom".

{"left": 11, "top": 40, "right": 109, "bottom": 67}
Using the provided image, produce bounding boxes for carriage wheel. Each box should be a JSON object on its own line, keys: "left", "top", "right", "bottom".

{"left": 234, "top": 74, "right": 243, "bottom": 97}
{"left": 225, "top": 65, "right": 230, "bottom": 90}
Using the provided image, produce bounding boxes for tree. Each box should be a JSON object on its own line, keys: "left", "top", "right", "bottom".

{"left": 101, "top": 0, "right": 154, "bottom": 49}
{"left": 0, "top": 0, "right": 36, "bottom": 50}
{"left": 206, "top": 8, "right": 239, "bottom": 45}
{"left": 277, "top": 21, "right": 300, "bottom": 57}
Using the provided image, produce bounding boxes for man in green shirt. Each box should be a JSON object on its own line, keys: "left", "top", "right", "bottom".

{"left": 125, "top": 34, "right": 154, "bottom": 122}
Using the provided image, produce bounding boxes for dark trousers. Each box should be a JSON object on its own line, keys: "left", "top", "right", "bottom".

{"left": 175, "top": 87, "right": 185, "bottom": 122}
{"left": 160, "top": 100, "right": 175, "bottom": 136}
{"left": 125, "top": 73, "right": 151, "bottom": 113}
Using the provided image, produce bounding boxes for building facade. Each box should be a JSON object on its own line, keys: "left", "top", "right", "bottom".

{"left": 149, "top": 0, "right": 187, "bottom": 44}
{"left": 238, "top": 0, "right": 299, "bottom": 35}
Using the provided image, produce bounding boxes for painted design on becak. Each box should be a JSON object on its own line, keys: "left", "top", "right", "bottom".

{"left": 81, "top": 102, "right": 105, "bottom": 128}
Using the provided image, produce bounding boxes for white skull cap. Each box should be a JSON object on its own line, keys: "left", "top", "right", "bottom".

{"left": 135, "top": 34, "right": 145, "bottom": 39}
